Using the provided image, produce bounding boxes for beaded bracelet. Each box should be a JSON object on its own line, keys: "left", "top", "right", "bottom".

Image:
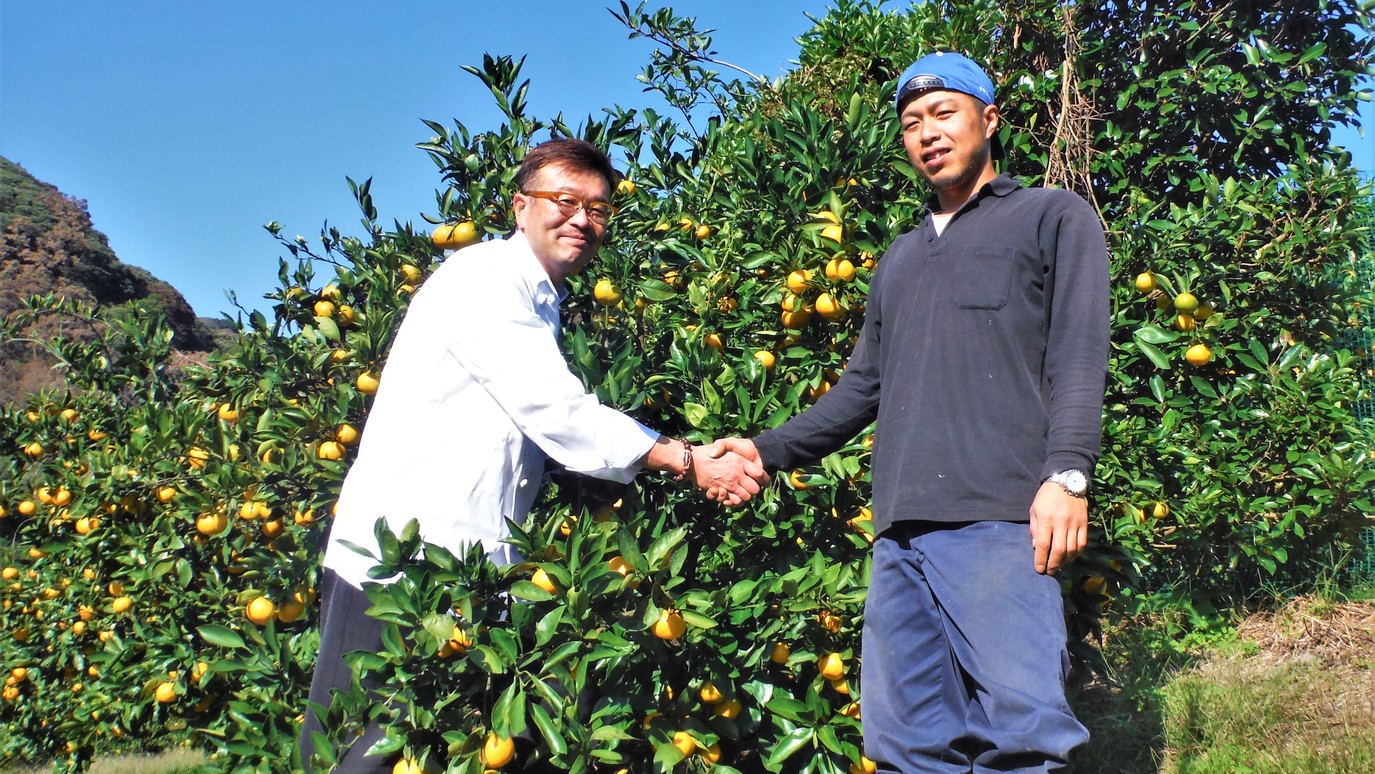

{"left": 672, "top": 437, "right": 693, "bottom": 481}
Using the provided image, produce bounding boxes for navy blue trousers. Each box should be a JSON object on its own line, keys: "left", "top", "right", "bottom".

{"left": 861, "top": 521, "right": 1088, "bottom": 773}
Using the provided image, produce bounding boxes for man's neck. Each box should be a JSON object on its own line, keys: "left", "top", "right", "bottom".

{"left": 934, "top": 167, "right": 999, "bottom": 214}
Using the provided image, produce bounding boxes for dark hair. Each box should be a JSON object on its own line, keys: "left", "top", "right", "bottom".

{"left": 514, "top": 138, "right": 618, "bottom": 194}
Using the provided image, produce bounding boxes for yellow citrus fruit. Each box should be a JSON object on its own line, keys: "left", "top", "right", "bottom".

{"left": 191, "top": 662, "right": 209, "bottom": 684}
{"left": 1194, "top": 303, "right": 1214, "bottom": 320}
{"left": 770, "top": 642, "right": 791, "bottom": 664}
{"left": 754, "top": 350, "right": 776, "bottom": 371}
{"left": 156, "top": 486, "right": 177, "bottom": 503}
{"left": 608, "top": 556, "right": 631, "bottom": 575}
{"left": 786, "top": 269, "right": 813, "bottom": 294}
{"left": 217, "top": 403, "right": 239, "bottom": 423}
{"left": 1081, "top": 576, "right": 1107, "bottom": 596}
{"left": 653, "top": 609, "right": 687, "bottom": 640}
{"left": 24, "top": 442, "right": 45, "bottom": 458}
{"left": 276, "top": 598, "right": 305, "bottom": 623}
{"left": 531, "top": 568, "right": 557, "bottom": 594}
{"left": 155, "top": 681, "right": 177, "bottom": 703}
{"left": 1174, "top": 314, "right": 1196, "bottom": 332}
{"left": 820, "top": 223, "right": 844, "bottom": 243}
{"left": 111, "top": 596, "right": 133, "bottom": 614}
{"left": 17, "top": 500, "right": 36, "bottom": 517}
{"left": 850, "top": 756, "right": 878, "bottom": 774}
{"left": 245, "top": 596, "right": 276, "bottom": 625}
{"left": 617, "top": 179, "right": 636, "bottom": 196}
{"left": 356, "top": 371, "right": 380, "bottom": 394}
{"left": 704, "top": 742, "right": 722, "bottom": 762}
{"left": 714, "top": 698, "right": 742, "bottom": 718}
{"left": 826, "top": 258, "right": 856, "bottom": 283}
{"left": 1184, "top": 343, "right": 1212, "bottom": 366}
{"left": 335, "top": 424, "right": 360, "bottom": 445}
{"left": 187, "top": 446, "right": 209, "bottom": 469}
{"left": 699, "top": 681, "right": 723, "bottom": 703}
{"left": 59, "top": 408, "right": 78, "bottom": 422}
{"left": 0, "top": 567, "right": 17, "bottom": 580}
{"left": 1151, "top": 501, "right": 1170, "bottom": 519}
{"left": 483, "top": 733, "right": 515, "bottom": 768}
{"left": 781, "top": 308, "right": 812, "bottom": 329}
{"left": 819, "top": 652, "right": 846, "bottom": 681}
{"left": 316, "top": 441, "right": 345, "bottom": 461}
{"left": 790, "top": 470, "right": 812, "bottom": 490}
{"left": 672, "top": 730, "right": 696, "bottom": 757}
{"left": 593, "top": 279, "right": 622, "bottom": 306}
{"left": 400, "top": 263, "right": 423, "bottom": 284}
{"left": 74, "top": 516, "right": 99, "bottom": 535}
{"left": 1174, "top": 292, "right": 1200, "bottom": 314}
{"left": 815, "top": 293, "right": 844, "bottom": 320}
{"left": 312, "top": 300, "right": 335, "bottom": 318}
{"left": 694, "top": 224, "right": 712, "bottom": 240}
{"left": 704, "top": 332, "right": 724, "bottom": 350}
{"left": 1134, "top": 272, "right": 1156, "bottom": 293}
{"left": 196, "top": 512, "right": 229, "bottom": 537}
{"left": 433, "top": 221, "right": 480, "bottom": 250}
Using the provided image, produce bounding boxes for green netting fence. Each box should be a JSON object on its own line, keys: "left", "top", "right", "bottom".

{"left": 1346, "top": 174, "right": 1375, "bottom": 587}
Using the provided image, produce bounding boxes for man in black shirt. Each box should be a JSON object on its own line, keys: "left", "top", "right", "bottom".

{"left": 717, "top": 52, "right": 1108, "bottom": 771}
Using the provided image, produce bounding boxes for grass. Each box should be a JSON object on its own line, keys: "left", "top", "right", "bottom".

{"left": 0, "top": 748, "right": 211, "bottom": 774}
{"left": 1071, "top": 592, "right": 1375, "bottom": 774}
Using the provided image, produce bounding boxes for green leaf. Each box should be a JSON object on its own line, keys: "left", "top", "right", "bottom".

{"left": 197, "top": 625, "right": 246, "bottom": 650}
{"left": 683, "top": 401, "right": 709, "bottom": 428}
{"left": 530, "top": 703, "right": 569, "bottom": 756}
{"left": 766, "top": 727, "right": 814, "bottom": 766}
{"left": 1137, "top": 340, "right": 1171, "bottom": 370}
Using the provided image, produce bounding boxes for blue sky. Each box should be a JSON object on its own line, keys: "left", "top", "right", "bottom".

{"left": 2, "top": 1, "right": 1372, "bottom": 319}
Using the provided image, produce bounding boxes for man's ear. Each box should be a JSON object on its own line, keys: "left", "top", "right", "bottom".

{"left": 983, "top": 103, "right": 1001, "bottom": 141}
{"left": 512, "top": 192, "right": 528, "bottom": 230}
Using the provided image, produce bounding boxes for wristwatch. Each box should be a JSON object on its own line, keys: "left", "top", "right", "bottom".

{"left": 1045, "top": 469, "right": 1089, "bottom": 498}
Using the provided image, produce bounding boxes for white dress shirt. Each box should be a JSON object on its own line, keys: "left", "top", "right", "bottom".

{"left": 322, "top": 231, "right": 660, "bottom": 588}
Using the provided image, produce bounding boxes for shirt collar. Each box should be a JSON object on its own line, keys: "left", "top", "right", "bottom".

{"left": 921, "top": 173, "right": 1022, "bottom": 215}
{"left": 507, "top": 230, "right": 568, "bottom": 305}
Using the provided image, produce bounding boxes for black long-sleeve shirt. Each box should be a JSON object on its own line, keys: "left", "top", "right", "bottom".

{"left": 754, "top": 174, "right": 1110, "bottom": 534}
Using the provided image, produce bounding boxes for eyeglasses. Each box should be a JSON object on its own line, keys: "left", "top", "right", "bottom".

{"left": 521, "top": 190, "right": 618, "bottom": 225}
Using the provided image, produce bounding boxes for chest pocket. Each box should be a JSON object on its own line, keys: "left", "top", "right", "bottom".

{"left": 954, "top": 246, "right": 1016, "bottom": 310}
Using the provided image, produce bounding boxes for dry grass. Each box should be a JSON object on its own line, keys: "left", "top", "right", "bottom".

{"left": 1072, "top": 595, "right": 1375, "bottom": 773}
{"left": 0, "top": 748, "right": 211, "bottom": 774}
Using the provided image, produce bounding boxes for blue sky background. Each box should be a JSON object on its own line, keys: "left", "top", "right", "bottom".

{"left": 2, "top": 1, "right": 1371, "bottom": 319}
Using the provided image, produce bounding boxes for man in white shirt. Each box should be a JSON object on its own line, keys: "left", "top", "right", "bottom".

{"left": 300, "top": 138, "right": 766, "bottom": 772}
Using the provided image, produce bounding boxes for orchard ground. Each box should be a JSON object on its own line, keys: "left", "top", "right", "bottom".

{"left": 6, "top": 593, "right": 1373, "bottom": 774}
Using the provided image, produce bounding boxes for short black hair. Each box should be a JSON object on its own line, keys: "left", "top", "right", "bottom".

{"left": 515, "top": 138, "right": 618, "bottom": 194}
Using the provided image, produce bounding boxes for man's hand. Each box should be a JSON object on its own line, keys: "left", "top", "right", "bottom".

{"left": 696, "top": 438, "right": 769, "bottom": 506}
{"left": 1029, "top": 481, "right": 1087, "bottom": 574}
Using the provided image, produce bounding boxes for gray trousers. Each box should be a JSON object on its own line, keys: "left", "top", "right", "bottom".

{"left": 298, "top": 569, "right": 390, "bottom": 773}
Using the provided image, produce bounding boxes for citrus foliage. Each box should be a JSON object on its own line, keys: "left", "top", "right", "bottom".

{"left": 3, "top": 1, "right": 1374, "bottom": 772}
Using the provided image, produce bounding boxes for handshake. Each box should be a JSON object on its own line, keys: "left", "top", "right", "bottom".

{"left": 686, "top": 438, "right": 770, "bottom": 507}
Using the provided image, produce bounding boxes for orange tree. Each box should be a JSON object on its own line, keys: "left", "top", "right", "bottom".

{"left": 2, "top": 1, "right": 1374, "bottom": 772}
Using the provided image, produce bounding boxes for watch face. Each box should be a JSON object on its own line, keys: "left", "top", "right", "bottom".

{"left": 1054, "top": 470, "right": 1087, "bottom": 494}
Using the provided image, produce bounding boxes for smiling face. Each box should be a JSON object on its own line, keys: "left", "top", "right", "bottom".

{"left": 899, "top": 89, "right": 1000, "bottom": 212}
{"left": 512, "top": 162, "right": 612, "bottom": 286}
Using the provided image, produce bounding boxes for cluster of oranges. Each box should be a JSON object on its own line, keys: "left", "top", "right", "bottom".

{"left": 1135, "top": 272, "right": 1215, "bottom": 366}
